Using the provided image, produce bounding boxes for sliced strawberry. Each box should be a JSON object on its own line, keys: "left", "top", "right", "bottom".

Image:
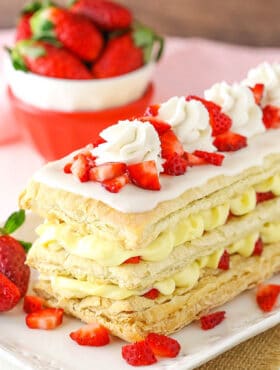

{"left": 193, "top": 150, "right": 224, "bottom": 166}
{"left": 64, "top": 162, "right": 72, "bottom": 174}
{"left": 145, "top": 104, "right": 160, "bottom": 117}
{"left": 160, "top": 130, "right": 184, "bottom": 159}
{"left": 162, "top": 153, "right": 188, "bottom": 175}
{"left": 70, "top": 323, "right": 110, "bottom": 346}
{"left": 186, "top": 95, "right": 220, "bottom": 111}
{"left": 143, "top": 288, "right": 159, "bottom": 299}
{"left": 123, "top": 256, "right": 141, "bottom": 264}
{"left": 122, "top": 341, "right": 157, "bottom": 366}
{"left": 262, "top": 105, "right": 280, "bottom": 129}
{"left": 146, "top": 333, "right": 181, "bottom": 358}
{"left": 93, "top": 136, "right": 106, "bottom": 147}
{"left": 252, "top": 238, "right": 263, "bottom": 256}
{"left": 256, "top": 284, "right": 280, "bottom": 312}
{"left": 89, "top": 162, "right": 127, "bottom": 182}
{"left": 250, "top": 83, "right": 264, "bottom": 105}
{"left": 0, "top": 272, "right": 21, "bottom": 312}
{"left": 71, "top": 154, "right": 90, "bottom": 182}
{"left": 256, "top": 191, "right": 275, "bottom": 204}
{"left": 102, "top": 173, "right": 129, "bottom": 193}
{"left": 200, "top": 311, "right": 226, "bottom": 330}
{"left": 218, "top": 250, "right": 230, "bottom": 270}
{"left": 26, "top": 308, "right": 64, "bottom": 330}
{"left": 23, "top": 295, "right": 45, "bottom": 314}
{"left": 139, "top": 116, "right": 171, "bottom": 135}
{"left": 213, "top": 132, "right": 247, "bottom": 152}
{"left": 127, "top": 161, "right": 161, "bottom": 191}
{"left": 184, "top": 152, "right": 207, "bottom": 166}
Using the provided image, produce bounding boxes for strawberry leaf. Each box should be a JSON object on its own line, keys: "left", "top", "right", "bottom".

{"left": 3, "top": 210, "right": 26, "bottom": 234}
{"left": 18, "top": 240, "right": 32, "bottom": 253}
{"left": 31, "top": 10, "right": 56, "bottom": 40}
{"left": 22, "top": 1, "right": 44, "bottom": 14}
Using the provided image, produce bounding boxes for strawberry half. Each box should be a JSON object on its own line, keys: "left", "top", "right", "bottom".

{"left": 213, "top": 132, "right": 247, "bottom": 152}
{"left": 200, "top": 311, "right": 226, "bottom": 330}
{"left": 122, "top": 341, "right": 157, "bottom": 366}
{"left": 143, "top": 288, "right": 160, "bottom": 300}
{"left": 102, "top": 173, "right": 129, "bottom": 193}
{"left": 162, "top": 154, "right": 188, "bottom": 175}
{"left": 256, "top": 284, "right": 280, "bottom": 312}
{"left": 184, "top": 152, "right": 207, "bottom": 166}
{"left": 139, "top": 116, "right": 171, "bottom": 135}
{"left": 193, "top": 150, "right": 224, "bottom": 166}
{"left": 90, "top": 162, "right": 127, "bottom": 182}
{"left": 250, "top": 83, "right": 264, "bottom": 105}
{"left": 262, "top": 105, "right": 280, "bottom": 129}
{"left": 26, "top": 308, "right": 64, "bottom": 330}
{"left": 218, "top": 250, "right": 230, "bottom": 270}
{"left": 70, "top": 323, "right": 110, "bottom": 346}
{"left": 160, "top": 130, "right": 184, "bottom": 159}
{"left": 127, "top": 161, "right": 161, "bottom": 191}
{"left": 0, "top": 272, "right": 21, "bottom": 312}
{"left": 146, "top": 333, "right": 181, "bottom": 358}
{"left": 252, "top": 238, "right": 263, "bottom": 256}
{"left": 256, "top": 191, "right": 275, "bottom": 204}
{"left": 23, "top": 296, "right": 45, "bottom": 314}
{"left": 123, "top": 256, "right": 141, "bottom": 264}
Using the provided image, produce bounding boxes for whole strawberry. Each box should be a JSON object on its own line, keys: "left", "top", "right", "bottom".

{"left": 70, "top": 0, "right": 132, "bottom": 31}
{"left": 15, "top": 1, "right": 43, "bottom": 41}
{"left": 10, "top": 40, "right": 92, "bottom": 79}
{"left": 31, "top": 7, "right": 103, "bottom": 62}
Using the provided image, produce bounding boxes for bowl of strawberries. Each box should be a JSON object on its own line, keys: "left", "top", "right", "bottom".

{"left": 7, "top": 0, "right": 163, "bottom": 160}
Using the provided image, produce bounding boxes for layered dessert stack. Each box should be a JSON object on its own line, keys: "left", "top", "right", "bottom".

{"left": 20, "top": 62, "right": 280, "bottom": 342}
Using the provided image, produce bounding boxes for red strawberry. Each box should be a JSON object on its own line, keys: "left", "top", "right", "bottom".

{"left": 92, "top": 33, "right": 143, "bottom": 78}
{"left": 16, "top": 13, "right": 33, "bottom": 41}
{"left": 123, "top": 256, "right": 141, "bottom": 264}
{"left": 70, "top": 323, "right": 110, "bottom": 346}
{"left": 26, "top": 308, "right": 64, "bottom": 330}
{"left": 200, "top": 311, "right": 226, "bottom": 330}
{"left": 64, "top": 162, "right": 72, "bottom": 174}
{"left": 252, "top": 238, "right": 263, "bottom": 256}
{"left": 90, "top": 162, "right": 127, "bottom": 182}
{"left": 218, "top": 250, "right": 230, "bottom": 270}
{"left": 139, "top": 117, "right": 171, "bottom": 135}
{"left": 93, "top": 136, "right": 106, "bottom": 147}
{"left": 145, "top": 104, "right": 160, "bottom": 117}
{"left": 256, "top": 284, "right": 280, "bottom": 312}
{"left": 250, "top": 83, "right": 264, "bottom": 105}
{"left": 262, "top": 105, "right": 280, "bottom": 129}
{"left": 71, "top": 154, "right": 91, "bottom": 182}
{"left": 146, "top": 333, "right": 181, "bottom": 358}
{"left": 186, "top": 95, "right": 221, "bottom": 111}
{"left": 193, "top": 150, "right": 224, "bottom": 166}
{"left": 256, "top": 191, "right": 275, "bottom": 204}
{"left": 160, "top": 130, "right": 184, "bottom": 159}
{"left": 31, "top": 7, "right": 103, "bottom": 62}
{"left": 11, "top": 40, "right": 92, "bottom": 79}
{"left": 23, "top": 296, "right": 45, "bottom": 314}
{"left": 0, "top": 235, "right": 30, "bottom": 297}
{"left": 213, "top": 132, "right": 247, "bottom": 152}
{"left": 122, "top": 341, "right": 157, "bottom": 366}
{"left": 143, "top": 288, "right": 159, "bottom": 300}
{"left": 184, "top": 152, "right": 207, "bottom": 166}
{"left": 127, "top": 161, "right": 161, "bottom": 191}
{"left": 162, "top": 154, "right": 188, "bottom": 176}
{"left": 70, "top": 0, "right": 132, "bottom": 31}
{"left": 0, "top": 272, "right": 21, "bottom": 312}
{"left": 102, "top": 173, "right": 129, "bottom": 193}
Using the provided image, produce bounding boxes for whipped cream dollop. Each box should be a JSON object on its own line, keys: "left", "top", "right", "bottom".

{"left": 204, "top": 82, "right": 265, "bottom": 138}
{"left": 242, "top": 62, "right": 280, "bottom": 107}
{"left": 92, "top": 120, "right": 163, "bottom": 172}
{"left": 157, "top": 96, "right": 215, "bottom": 152}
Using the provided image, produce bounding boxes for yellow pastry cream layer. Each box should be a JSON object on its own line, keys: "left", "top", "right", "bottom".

{"left": 35, "top": 173, "right": 280, "bottom": 267}
{"left": 42, "top": 221, "right": 280, "bottom": 300}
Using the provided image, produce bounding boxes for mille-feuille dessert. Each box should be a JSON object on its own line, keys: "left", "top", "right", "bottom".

{"left": 20, "top": 62, "right": 280, "bottom": 342}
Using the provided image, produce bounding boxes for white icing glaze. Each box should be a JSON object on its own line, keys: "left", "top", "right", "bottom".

{"left": 242, "top": 62, "right": 280, "bottom": 107}
{"left": 204, "top": 82, "right": 265, "bottom": 137}
{"left": 92, "top": 120, "right": 163, "bottom": 172}
{"left": 33, "top": 129, "right": 280, "bottom": 213}
{"left": 157, "top": 96, "right": 215, "bottom": 152}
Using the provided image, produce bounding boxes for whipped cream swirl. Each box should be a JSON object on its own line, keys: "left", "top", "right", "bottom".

{"left": 157, "top": 96, "right": 215, "bottom": 152}
{"left": 204, "top": 82, "right": 265, "bottom": 138}
{"left": 92, "top": 120, "right": 164, "bottom": 172}
{"left": 242, "top": 62, "right": 280, "bottom": 107}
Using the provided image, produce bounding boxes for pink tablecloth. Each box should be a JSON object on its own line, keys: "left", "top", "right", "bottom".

{"left": 1, "top": 30, "right": 280, "bottom": 219}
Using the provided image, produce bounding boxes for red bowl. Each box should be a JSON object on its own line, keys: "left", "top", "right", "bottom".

{"left": 8, "top": 84, "right": 154, "bottom": 161}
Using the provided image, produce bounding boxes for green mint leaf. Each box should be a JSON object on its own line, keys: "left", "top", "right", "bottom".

{"left": 18, "top": 240, "right": 32, "bottom": 253}
{"left": 3, "top": 210, "right": 26, "bottom": 234}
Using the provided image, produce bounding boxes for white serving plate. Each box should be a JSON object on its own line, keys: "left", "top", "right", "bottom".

{"left": 0, "top": 213, "right": 279, "bottom": 370}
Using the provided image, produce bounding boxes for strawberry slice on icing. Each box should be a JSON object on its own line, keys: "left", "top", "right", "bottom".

{"left": 250, "top": 83, "right": 264, "bottom": 105}
{"left": 193, "top": 150, "right": 225, "bottom": 166}
{"left": 70, "top": 322, "right": 110, "bottom": 346}
{"left": 102, "top": 173, "right": 129, "bottom": 193}
{"left": 127, "top": 161, "right": 161, "bottom": 191}
{"left": 144, "top": 104, "right": 160, "bottom": 117}
{"left": 184, "top": 152, "right": 207, "bottom": 166}
{"left": 160, "top": 130, "right": 184, "bottom": 159}
{"left": 139, "top": 116, "right": 171, "bottom": 135}
{"left": 262, "top": 105, "right": 280, "bottom": 129}
{"left": 163, "top": 153, "right": 188, "bottom": 175}
{"left": 213, "top": 132, "right": 247, "bottom": 152}
{"left": 89, "top": 162, "right": 127, "bottom": 182}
